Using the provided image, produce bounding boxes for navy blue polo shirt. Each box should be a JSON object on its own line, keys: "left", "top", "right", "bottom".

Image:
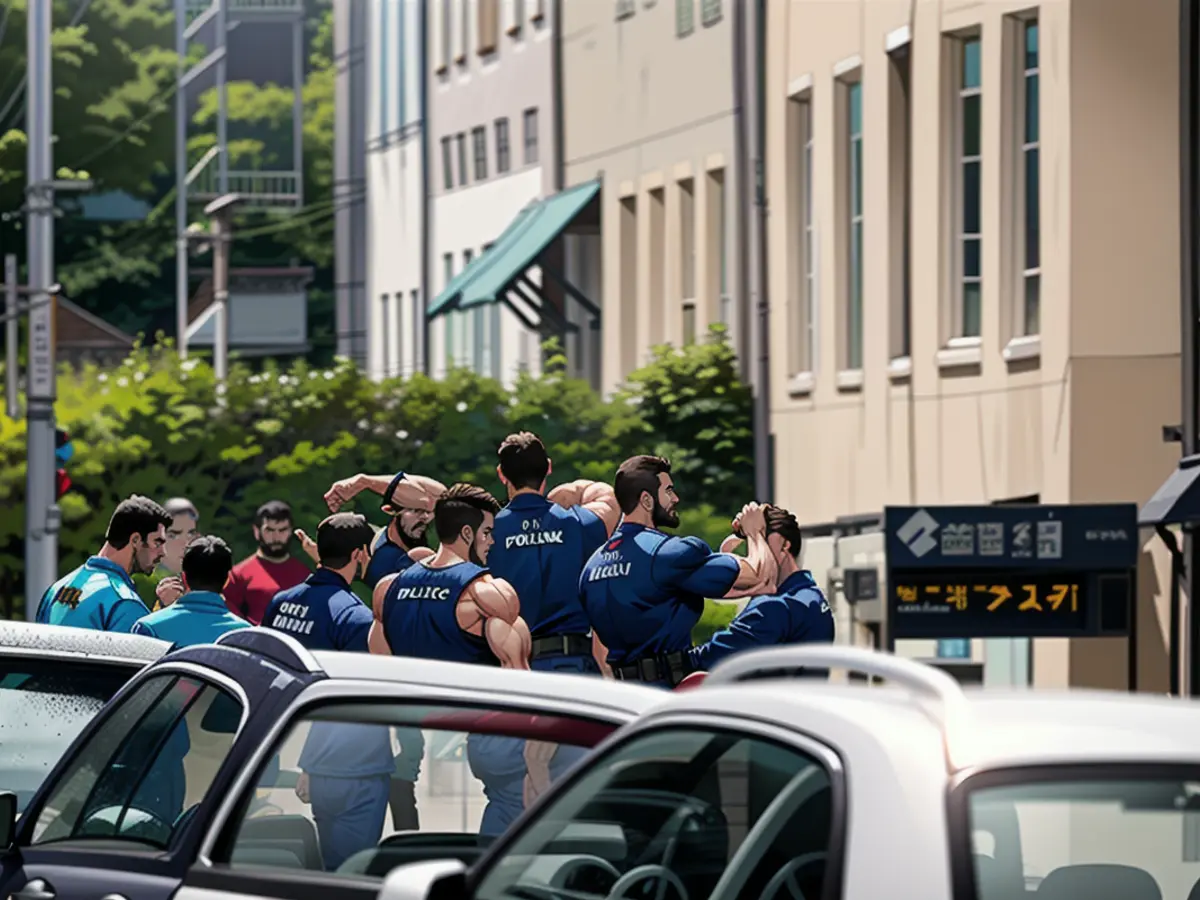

{"left": 579, "top": 524, "right": 741, "bottom": 666}
{"left": 489, "top": 493, "right": 609, "bottom": 638}
{"left": 364, "top": 528, "right": 417, "bottom": 590}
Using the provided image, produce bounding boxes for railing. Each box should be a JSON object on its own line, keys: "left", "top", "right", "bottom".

{"left": 185, "top": 0, "right": 303, "bottom": 16}
{"left": 188, "top": 167, "right": 302, "bottom": 208}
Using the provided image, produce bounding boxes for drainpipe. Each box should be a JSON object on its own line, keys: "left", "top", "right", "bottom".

{"left": 732, "top": 0, "right": 751, "bottom": 385}
{"left": 552, "top": 0, "right": 565, "bottom": 193}
{"left": 420, "top": 0, "right": 432, "bottom": 375}
{"left": 753, "top": 0, "right": 772, "bottom": 503}
{"left": 1181, "top": 0, "right": 1200, "bottom": 694}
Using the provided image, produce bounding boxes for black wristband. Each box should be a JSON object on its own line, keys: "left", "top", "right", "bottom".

{"left": 381, "top": 471, "right": 407, "bottom": 509}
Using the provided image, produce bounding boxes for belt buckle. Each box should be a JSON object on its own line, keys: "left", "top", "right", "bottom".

{"left": 560, "top": 635, "right": 571, "bottom": 655}
{"left": 639, "top": 657, "right": 658, "bottom": 683}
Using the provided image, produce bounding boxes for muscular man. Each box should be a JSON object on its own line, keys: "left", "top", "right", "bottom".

{"left": 320, "top": 470, "right": 445, "bottom": 588}
{"left": 317, "top": 471, "right": 443, "bottom": 830}
{"left": 489, "top": 432, "right": 620, "bottom": 676}
{"left": 579, "top": 455, "right": 778, "bottom": 688}
{"left": 38, "top": 495, "right": 170, "bottom": 632}
{"left": 370, "top": 482, "right": 531, "bottom": 837}
{"left": 690, "top": 505, "right": 834, "bottom": 674}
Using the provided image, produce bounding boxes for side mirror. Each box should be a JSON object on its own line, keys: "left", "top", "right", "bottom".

{"left": 378, "top": 860, "right": 468, "bottom": 900}
{"left": 0, "top": 791, "right": 17, "bottom": 849}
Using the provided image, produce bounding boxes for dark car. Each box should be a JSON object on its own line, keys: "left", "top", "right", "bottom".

{"left": 0, "top": 627, "right": 661, "bottom": 900}
{"left": 0, "top": 621, "right": 169, "bottom": 812}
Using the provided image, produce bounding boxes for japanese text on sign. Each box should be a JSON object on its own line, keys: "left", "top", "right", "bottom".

{"left": 894, "top": 581, "right": 1080, "bottom": 613}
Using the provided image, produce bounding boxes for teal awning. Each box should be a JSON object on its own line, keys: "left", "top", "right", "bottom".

{"left": 427, "top": 179, "right": 600, "bottom": 318}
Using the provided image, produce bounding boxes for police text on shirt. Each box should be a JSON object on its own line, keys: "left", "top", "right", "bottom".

{"left": 273, "top": 601, "right": 315, "bottom": 635}
{"left": 587, "top": 549, "right": 631, "bottom": 582}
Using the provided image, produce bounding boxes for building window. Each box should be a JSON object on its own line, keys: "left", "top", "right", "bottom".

{"left": 509, "top": 0, "right": 525, "bottom": 35}
{"left": 472, "top": 126, "right": 488, "bottom": 181}
{"left": 379, "top": 0, "right": 389, "bottom": 139}
{"left": 845, "top": 80, "right": 864, "bottom": 371}
{"left": 956, "top": 36, "right": 983, "bottom": 339}
{"left": 478, "top": 0, "right": 499, "bottom": 54}
{"left": 410, "top": 289, "right": 421, "bottom": 373}
{"left": 495, "top": 118, "right": 511, "bottom": 173}
{"left": 1019, "top": 19, "right": 1040, "bottom": 336}
{"left": 523, "top": 107, "right": 539, "bottom": 165}
{"left": 456, "top": 132, "right": 468, "bottom": 187}
{"left": 889, "top": 44, "right": 912, "bottom": 362}
{"left": 380, "top": 293, "right": 391, "bottom": 376}
{"left": 443, "top": 253, "right": 456, "bottom": 369}
{"left": 616, "top": 0, "right": 636, "bottom": 20}
{"left": 680, "top": 178, "right": 697, "bottom": 345}
{"left": 700, "top": 0, "right": 721, "bottom": 27}
{"left": 439, "top": 0, "right": 452, "bottom": 70}
{"left": 788, "top": 94, "right": 815, "bottom": 376}
{"left": 676, "top": 0, "right": 694, "bottom": 36}
{"left": 457, "top": 0, "right": 469, "bottom": 63}
{"left": 441, "top": 136, "right": 454, "bottom": 189}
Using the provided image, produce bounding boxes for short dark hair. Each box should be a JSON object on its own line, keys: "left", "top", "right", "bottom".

{"left": 181, "top": 535, "right": 234, "bottom": 592}
{"left": 434, "top": 483, "right": 501, "bottom": 544}
{"left": 765, "top": 506, "right": 803, "bottom": 559}
{"left": 105, "top": 496, "right": 172, "bottom": 550}
{"left": 317, "top": 512, "right": 375, "bottom": 569}
{"left": 255, "top": 500, "right": 293, "bottom": 527}
{"left": 164, "top": 497, "right": 199, "bottom": 520}
{"left": 613, "top": 455, "right": 672, "bottom": 515}
{"left": 497, "top": 431, "right": 550, "bottom": 490}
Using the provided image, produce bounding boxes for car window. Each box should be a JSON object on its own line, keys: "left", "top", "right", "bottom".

{"left": 217, "top": 701, "right": 621, "bottom": 879}
{"left": 474, "top": 727, "right": 835, "bottom": 900}
{"left": 967, "top": 775, "right": 1200, "bottom": 900}
{"left": 30, "top": 673, "right": 244, "bottom": 849}
{"left": 0, "top": 657, "right": 135, "bottom": 813}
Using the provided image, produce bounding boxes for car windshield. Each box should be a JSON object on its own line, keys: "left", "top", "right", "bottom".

{"left": 0, "top": 657, "right": 136, "bottom": 813}
{"left": 967, "top": 774, "right": 1200, "bottom": 900}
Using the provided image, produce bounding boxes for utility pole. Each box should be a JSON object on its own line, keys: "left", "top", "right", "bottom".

{"left": 25, "top": 0, "right": 57, "bottom": 620}
{"left": 6, "top": 255, "right": 18, "bottom": 420}
{"left": 205, "top": 193, "right": 243, "bottom": 384}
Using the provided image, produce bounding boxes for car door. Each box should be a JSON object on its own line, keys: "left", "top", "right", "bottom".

{"left": 0, "top": 651, "right": 309, "bottom": 900}
{"left": 175, "top": 683, "right": 638, "bottom": 900}
{"left": 455, "top": 715, "right": 848, "bottom": 900}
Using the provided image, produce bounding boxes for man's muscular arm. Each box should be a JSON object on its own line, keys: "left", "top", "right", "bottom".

{"left": 548, "top": 479, "right": 621, "bottom": 535}
{"left": 369, "top": 574, "right": 396, "bottom": 655}
{"left": 460, "top": 576, "right": 531, "bottom": 669}
{"left": 325, "top": 472, "right": 447, "bottom": 512}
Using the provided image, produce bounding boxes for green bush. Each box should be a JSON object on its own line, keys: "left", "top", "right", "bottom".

{"left": 0, "top": 327, "right": 755, "bottom": 617}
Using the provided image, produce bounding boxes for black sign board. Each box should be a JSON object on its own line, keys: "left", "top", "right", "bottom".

{"left": 885, "top": 504, "right": 1138, "bottom": 640}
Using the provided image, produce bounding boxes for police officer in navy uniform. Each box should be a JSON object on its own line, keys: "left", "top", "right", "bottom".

{"left": 370, "top": 483, "right": 532, "bottom": 837}
{"left": 488, "top": 432, "right": 620, "bottom": 676}
{"left": 38, "top": 496, "right": 171, "bottom": 632}
{"left": 579, "top": 455, "right": 778, "bottom": 688}
{"left": 262, "top": 512, "right": 392, "bottom": 871}
{"left": 689, "top": 505, "right": 834, "bottom": 672}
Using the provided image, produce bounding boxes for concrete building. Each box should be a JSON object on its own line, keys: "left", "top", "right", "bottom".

{"left": 766, "top": 0, "right": 1183, "bottom": 690}
{"left": 561, "top": 0, "right": 743, "bottom": 395}
{"left": 362, "top": 0, "right": 426, "bottom": 380}
{"left": 334, "top": 0, "right": 369, "bottom": 368}
{"left": 424, "top": 0, "right": 558, "bottom": 385}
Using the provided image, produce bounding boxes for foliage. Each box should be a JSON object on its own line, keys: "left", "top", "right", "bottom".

{"left": 0, "top": 331, "right": 756, "bottom": 617}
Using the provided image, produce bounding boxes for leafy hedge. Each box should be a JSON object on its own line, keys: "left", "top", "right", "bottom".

{"left": 0, "top": 327, "right": 753, "bottom": 618}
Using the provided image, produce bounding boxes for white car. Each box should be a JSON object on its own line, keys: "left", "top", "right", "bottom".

{"left": 377, "top": 645, "right": 1200, "bottom": 900}
{"left": 0, "top": 620, "right": 169, "bottom": 811}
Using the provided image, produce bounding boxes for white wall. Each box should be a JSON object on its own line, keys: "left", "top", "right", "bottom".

{"left": 432, "top": 166, "right": 544, "bottom": 385}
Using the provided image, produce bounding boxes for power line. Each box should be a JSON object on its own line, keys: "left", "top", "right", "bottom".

{"left": 0, "top": 0, "right": 98, "bottom": 134}
{"left": 69, "top": 79, "right": 181, "bottom": 172}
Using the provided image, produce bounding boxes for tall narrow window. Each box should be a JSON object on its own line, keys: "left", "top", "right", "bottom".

{"left": 441, "top": 136, "right": 454, "bottom": 189}
{"left": 440, "top": 0, "right": 452, "bottom": 69}
{"left": 1019, "top": 20, "right": 1040, "bottom": 336}
{"left": 680, "top": 178, "right": 697, "bottom": 345}
{"left": 472, "top": 126, "right": 488, "bottom": 181}
{"left": 523, "top": 107, "right": 539, "bottom": 165}
{"left": 410, "top": 289, "right": 421, "bottom": 374}
{"left": 700, "top": 0, "right": 721, "bottom": 27}
{"left": 381, "top": 293, "right": 391, "bottom": 377}
{"left": 379, "top": 1, "right": 389, "bottom": 139}
{"left": 495, "top": 118, "right": 511, "bottom": 173}
{"left": 456, "top": 132, "right": 468, "bottom": 186}
{"left": 845, "top": 80, "right": 864, "bottom": 370}
{"left": 888, "top": 44, "right": 912, "bottom": 362}
{"left": 478, "top": 0, "right": 499, "bottom": 55}
{"left": 443, "top": 253, "right": 456, "bottom": 369}
{"left": 957, "top": 36, "right": 983, "bottom": 339}
{"left": 457, "top": 0, "right": 469, "bottom": 62}
{"left": 676, "top": 0, "right": 694, "bottom": 36}
{"left": 788, "top": 94, "right": 815, "bottom": 376}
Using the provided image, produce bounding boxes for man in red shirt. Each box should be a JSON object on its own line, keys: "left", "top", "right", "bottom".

{"left": 224, "top": 500, "right": 312, "bottom": 625}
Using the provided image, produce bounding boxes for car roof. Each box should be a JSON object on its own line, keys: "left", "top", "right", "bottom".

{"left": 654, "top": 646, "right": 1200, "bottom": 774}
{"left": 0, "top": 620, "right": 170, "bottom": 665}
{"left": 311, "top": 650, "right": 666, "bottom": 718}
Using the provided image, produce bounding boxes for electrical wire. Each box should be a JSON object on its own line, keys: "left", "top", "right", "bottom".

{"left": 0, "top": 0, "right": 98, "bottom": 134}
{"left": 68, "top": 79, "right": 182, "bottom": 172}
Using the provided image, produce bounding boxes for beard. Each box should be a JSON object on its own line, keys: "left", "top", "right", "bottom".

{"left": 397, "top": 522, "right": 428, "bottom": 550}
{"left": 258, "top": 538, "right": 289, "bottom": 559}
{"left": 468, "top": 543, "right": 486, "bottom": 567}
{"left": 652, "top": 498, "right": 680, "bottom": 529}
{"left": 134, "top": 554, "right": 158, "bottom": 576}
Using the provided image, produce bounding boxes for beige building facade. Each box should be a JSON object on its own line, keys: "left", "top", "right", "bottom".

{"left": 561, "top": 0, "right": 741, "bottom": 394}
{"left": 766, "top": 0, "right": 1184, "bottom": 689}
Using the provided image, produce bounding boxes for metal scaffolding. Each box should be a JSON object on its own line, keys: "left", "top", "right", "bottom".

{"left": 174, "top": 0, "right": 306, "bottom": 359}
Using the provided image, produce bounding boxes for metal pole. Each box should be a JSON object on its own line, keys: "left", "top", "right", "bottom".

{"left": 217, "top": 0, "right": 228, "bottom": 195}
{"left": 1181, "top": 0, "right": 1200, "bottom": 695}
{"left": 211, "top": 212, "right": 230, "bottom": 383}
{"left": 5, "top": 255, "right": 18, "bottom": 420}
{"left": 753, "top": 0, "right": 772, "bottom": 503}
{"left": 175, "top": 0, "right": 189, "bottom": 358}
{"left": 292, "top": 11, "right": 304, "bottom": 207}
{"left": 25, "top": 0, "right": 58, "bottom": 620}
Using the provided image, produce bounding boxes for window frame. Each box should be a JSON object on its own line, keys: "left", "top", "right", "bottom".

{"left": 950, "top": 32, "right": 983, "bottom": 345}
{"left": 787, "top": 88, "right": 816, "bottom": 387}
{"left": 467, "top": 713, "right": 849, "bottom": 900}
{"left": 441, "top": 136, "right": 454, "bottom": 190}
{"left": 522, "top": 107, "right": 539, "bottom": 166}
{"left": 835, "top": 69, "right": 864, "bottom": 379}
{"left": 455, "top": 132, "right": 468, "bottom": 188}
{"left": 494, "top": 117, "right": 511, "bottom": 174}
{"left": 887, "top": 42, "right": 913, "bottom": 371}
{"left": 471, "top": 125, "right": 488, "bottom": 182}
{"left": 676, "top": 0, "right": 694, "bottom": 36}
{"left": 1012, "top": 16, "right": 1040, "bottom": 344}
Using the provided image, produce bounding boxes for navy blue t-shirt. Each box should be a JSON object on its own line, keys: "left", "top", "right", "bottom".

{"left": 364, "top": 527, "right": 417, "bottom": 590}
{"left": 689, "top": 570, "right": 835, "bottom": 671}
{"left": 579, "top": 524, "right": 741, "bottom": 666}
{"left": 489, "top": 493, "right": 609, "bottom": 637}
{"left": 263, "top": 569, "right": 393, "bottom": 779}
{"left": 382, "top": 560, "right": 498, "bottom": 665}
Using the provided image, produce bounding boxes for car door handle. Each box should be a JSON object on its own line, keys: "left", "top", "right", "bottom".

{"left": 12, "top": 879, "right": 55, "bottom": 900}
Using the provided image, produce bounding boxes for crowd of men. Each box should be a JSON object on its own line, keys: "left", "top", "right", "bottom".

{"left": 32, "top": 432, "right": 834, "bottom": 868}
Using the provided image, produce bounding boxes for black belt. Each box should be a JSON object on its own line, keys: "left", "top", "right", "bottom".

{"left": 612, "top": 650, "right": 693, "bottom": 686}
{"left": 530, "top": 633, "right": 592, "bottom": 659}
